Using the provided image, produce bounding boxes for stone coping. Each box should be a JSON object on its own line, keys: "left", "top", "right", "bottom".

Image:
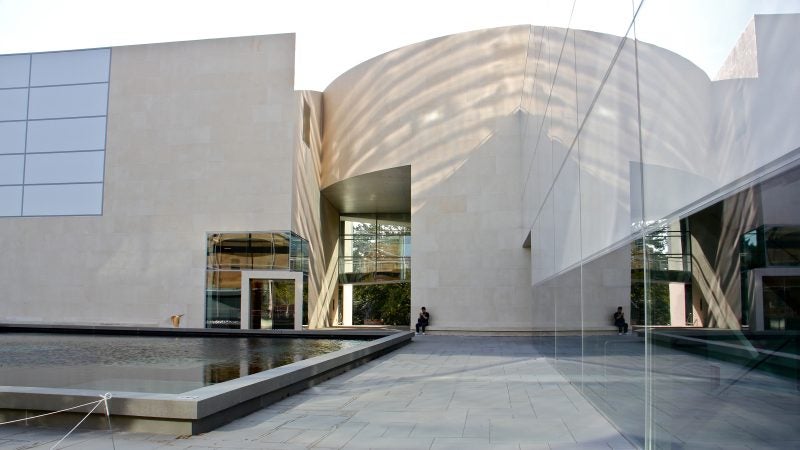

{"left": 0, "top": 327, "right": 413, "bottom": 434}
{"left": 0, "top": 323, "right": 391, "bottom": 339}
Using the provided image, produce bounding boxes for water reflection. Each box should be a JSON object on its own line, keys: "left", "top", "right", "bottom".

{"left": 0, "top": 334, "right": 362, "bottom": 394}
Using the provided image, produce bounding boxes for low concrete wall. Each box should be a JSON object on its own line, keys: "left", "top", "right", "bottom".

{"left": 0, "top": 327, "right": 412, "bottom": 434}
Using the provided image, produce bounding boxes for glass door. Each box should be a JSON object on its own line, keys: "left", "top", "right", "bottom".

{"left": 249, "top": 279, "right": 295, "bottom": 329}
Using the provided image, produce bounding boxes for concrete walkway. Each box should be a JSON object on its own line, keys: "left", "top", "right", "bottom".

{"left": 0, "top": 336, "right": 635, "bottom": 449}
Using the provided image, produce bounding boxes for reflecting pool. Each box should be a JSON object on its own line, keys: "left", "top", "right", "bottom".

{"left": 0, "top": 333, "right": 363, "bottom": 394}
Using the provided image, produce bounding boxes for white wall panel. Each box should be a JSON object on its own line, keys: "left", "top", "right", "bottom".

{"left": 0, "top": 121, "right": 27, "bottom": 154}
{"left": 27, "top": 117, "right": 106, "bottom": 153}
{"left": 0, "top": 88, "right": 28, "bottom": 121}
{"left": 22, "top": 183, "right": 103, "bottom": 216}
{"left": 0, "top": 154, "right": 24, "bottom": 185}
{"left": 25, "top": 151, "right": 105, "bottom": 184}
{"left": 28, "top": 84, "right": 108, "bottom": 119}
{"left": 0, "top": 54, "right": 30, "bottom": 88}
{"left": 30, "top": 49, "right": 110, "bottom": 86}
{"left": 0, "top": 186, "right": 22, "bottom": 216}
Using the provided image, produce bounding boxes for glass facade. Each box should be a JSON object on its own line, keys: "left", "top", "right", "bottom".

{"left": 205, "top": 232, "right": 308, "bottom": 329}
{"left": 0, "top": 49, "right": 110, "bottom": 217}
{"left": 524, "top": 2, "right": 800, "bottom": 448}
{"left": 339, "top": 214, "right": 411, "bottom": 284}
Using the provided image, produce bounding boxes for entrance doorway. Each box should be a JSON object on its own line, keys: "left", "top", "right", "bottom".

{"left": 240, "top": 270, "right": 304, "bottom": 330}
{"left": 249, "top": 279, "right": 295, "bottom": 329}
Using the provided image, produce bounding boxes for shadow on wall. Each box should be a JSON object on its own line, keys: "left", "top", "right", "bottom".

{"left": 322, "top": 26, "right": 529, "bottom": 199}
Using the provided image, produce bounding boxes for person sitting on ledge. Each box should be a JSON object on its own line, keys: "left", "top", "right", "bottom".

{"left": 614, "top": 306, "right": 629, "bottom": 335}
{"left": 415, "top": 307, "right": 430, "bottom": 335}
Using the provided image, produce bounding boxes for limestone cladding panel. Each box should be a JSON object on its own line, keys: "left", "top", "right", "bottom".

{"left": 0, "top": 35, "right": 298, "bottom": 328}
{"left": 322, "top": 26, "right": 533, "bottom": 331}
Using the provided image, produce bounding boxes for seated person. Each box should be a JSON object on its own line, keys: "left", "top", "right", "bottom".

{"left": 614, "top": 306, "right": 629, "bottom": 335}
{"left": 415, "top": 307, "right": 430, "bottom": 334}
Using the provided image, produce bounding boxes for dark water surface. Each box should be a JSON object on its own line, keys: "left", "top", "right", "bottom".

{"left": 0, "top": 333, "right": 363, "bottom": 393}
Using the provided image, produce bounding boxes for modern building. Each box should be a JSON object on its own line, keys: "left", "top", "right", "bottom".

{"left": 2, "top": 9, "right": 799, "bottom": 447}
{"left": 2, "top": 14, "right": 798, "bottom": 336}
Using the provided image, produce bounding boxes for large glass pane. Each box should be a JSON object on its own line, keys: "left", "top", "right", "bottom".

{"left": 249, "top": 279, "right": 294, "bottom": 330}
{"left": 205, "top": 271, "right": 241, "bottom": 328}
{"left": 0, "top": 185, "right": 22, "bottom": 216}
{"left": 28, "top": 83, "right": 108, "bottom": 119}
{"left": 30, "top": 49, "right": 110, "bottom": 86}
{"left": 26, "top": 117, "right": 107, "bottom": 153}
{"left": 207, "top": 233, "right": 251, "bottom": 270}
{"left": 339, "top": 214, "right": 411, "bottom": 283}
{"left": 0, "top": 88, "right": 28, "bottom": 121}
{"left": 24, "top": 151, "right": 105, "bottom": 184}
{"left": 250, "top": 233, "right": 275, "bottom": 270}
{"left": 272, "top": 232, "right": 290, "bottom": 270}
{"left": 22, "top": 183, "right": 103, "bottom": 216}
{"left": 637, "top": 3, "right": 800, "bottom": 447}
{"left": 0, "top": 154, "right": 24, "bottom": 185}
{"left": 577, "top": 5, "right": 644, "bottom": 446}
{"left": 0, "top": 121, "right": 26, "bottom": 154}
{"left": 0, "top": 54, "right": 30, "bottom": 88}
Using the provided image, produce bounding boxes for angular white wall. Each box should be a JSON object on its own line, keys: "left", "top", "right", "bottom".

{"left": 0, "top": 35, "right": 299, "bottom": 327}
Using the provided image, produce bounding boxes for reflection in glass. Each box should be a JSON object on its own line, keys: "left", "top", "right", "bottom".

{"left": 339, "top": 214, "right": 411, "bottom": 283}
{"left": 205, "top": 232, "right": 309, "bottom": 328}
{"left": 250, "top": 279, "right": 294, "bottom": 330}
{"left": 205, "top": 271, "right": 241, "bottom": 328}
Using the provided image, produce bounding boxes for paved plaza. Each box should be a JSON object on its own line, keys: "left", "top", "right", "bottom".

{"left": 2, "top": 334, "right": 799, "bottom": 449}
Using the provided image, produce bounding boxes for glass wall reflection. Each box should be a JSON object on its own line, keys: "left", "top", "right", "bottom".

{"left": 205, "top": 232, "right": 308, "bottom": 329}
{"left": 339, "top": 214, "right": 411, "bottom": 284}
{"left": 526, "top": 1, "right": 800, "bottom": 448}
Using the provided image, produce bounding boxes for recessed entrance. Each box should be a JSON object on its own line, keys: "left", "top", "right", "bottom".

{"left": 240, "top": 271, "right": 304, "bottom": 330}
{"left": 249, "top": 278, "right": 295, "bottom": 329}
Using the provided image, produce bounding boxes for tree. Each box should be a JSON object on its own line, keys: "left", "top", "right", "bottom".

{"left": 630, "top": 225, "right": 673, "bottom": 325}
{"left": 352, "top": 283, "right": 411, "bottom": 325}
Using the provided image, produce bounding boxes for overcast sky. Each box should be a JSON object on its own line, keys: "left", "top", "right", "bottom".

{"left": 1, "top": 0, "right": 798, "bottom": 90}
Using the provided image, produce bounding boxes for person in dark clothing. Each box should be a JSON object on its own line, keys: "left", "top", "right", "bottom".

{"left": 614, "top": 306, "right": 629, "bottom": 335}
{"left": 415, "top": 307, "right": 430, "bottom": 334}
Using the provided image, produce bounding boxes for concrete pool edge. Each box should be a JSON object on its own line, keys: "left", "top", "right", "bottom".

{"left": 0, "top": 328, "right": 413, "bottom": 434}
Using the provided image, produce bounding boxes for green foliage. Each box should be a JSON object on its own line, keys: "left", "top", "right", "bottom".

{"left": 630, "top": 282, "right": 671, "bottom": 325}
{"left": 352, "top": 283, "right": 411, "bottom": 326}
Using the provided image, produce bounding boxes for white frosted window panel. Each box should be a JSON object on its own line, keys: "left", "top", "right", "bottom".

{"left": 23, "top": 183, "right": 102, "bottom": 216}
{"left": 0, "top": 186, "right": 22, "bottom": 216}
{"left": 0, "top": 154, "right": 24, "bottom": 184}
{"left": 0, "top": 54, "right": 30, "bottom": 88}
{"left": 28, "top": 84, "right": 108, "bottom": 119}
{"left": 30, "top": 49, "right": 110, "bottom": 86}
{"left": 27, "top": 117, "right": 106, "bottom": 153}
{"left": 0, "top": 88, "right": 28, "bottom": 121}
{"left": 25, "top": 151, "right": 105, "bottom": 184}
{"left": 0, "top": 121, "right": 27, "bottom": 154}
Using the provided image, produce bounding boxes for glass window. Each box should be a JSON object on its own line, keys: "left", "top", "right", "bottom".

{"left": 0, "top": 154, "right": 24, "bottom": 185}
{"left": 339, "top": 214, "right": 411, "bottom": 283}
{"left": 207, "top": 233, "right": 251, "bottom": 270}
{"left": 0, "top": 88, "right": 28, "bottom": 121}
{"left": 24, "top": 151, "right": 105, "bottom": 184}
{"left": 205, "top": 271, "right": 242, "bottom": 329}
{"left": 28, "top": 83, "right": 108, "bottom": 119}
{"left": 0, "top": 54, "right": 30, "bottom": 88}
{"left": 22, "top": 183, "right": 103, "bottom": 216}
{"left": 0, "top": 121, "right": 27, "bottom": 154}
{"left": 0, "top": 186, "right": 22, "bottom": 216}
{"left": 26, "top": 117, "right": 107, "bottom": 153}
{"left": 30, "top": 49, "right": 110, "bottom": 86}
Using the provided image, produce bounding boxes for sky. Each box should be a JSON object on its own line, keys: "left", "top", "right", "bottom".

{"left": 1, "top": 0, "right": 798, "bottom": 91}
